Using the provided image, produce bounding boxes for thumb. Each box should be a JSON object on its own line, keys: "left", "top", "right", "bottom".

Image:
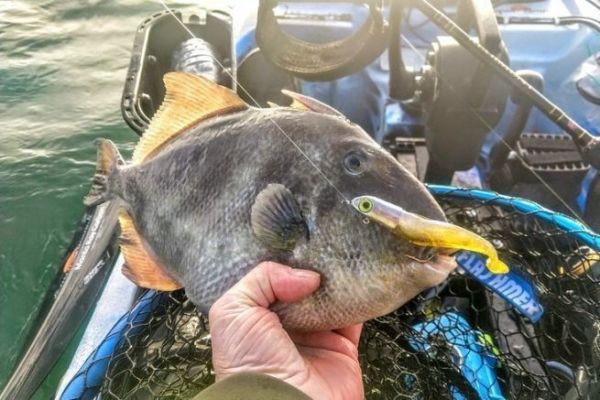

{"left": 210, "top": 262, "right": 321, "bottom": 315}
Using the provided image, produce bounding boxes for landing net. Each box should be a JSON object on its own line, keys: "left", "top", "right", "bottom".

{"left": 67, "top": 186, "right": 600, "bottom": 399}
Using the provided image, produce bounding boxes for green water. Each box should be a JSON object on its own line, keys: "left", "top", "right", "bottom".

{"left": 0, "top": 1, "right": 199, "bottom": 397}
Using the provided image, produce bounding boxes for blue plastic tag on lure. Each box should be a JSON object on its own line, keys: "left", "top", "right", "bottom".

{"left": 456, "top": 252, "right": 544, "bottom": 322}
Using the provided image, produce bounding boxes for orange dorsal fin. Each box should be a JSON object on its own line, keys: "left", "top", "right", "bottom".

{"left": 118, "top": 212, "right": 182, "bottom": 291}
{"left": 132, "top": 72, "right": 248, "bottom": 164}
{"left": 122, "top": 73, "right": 245, "bottom": 290}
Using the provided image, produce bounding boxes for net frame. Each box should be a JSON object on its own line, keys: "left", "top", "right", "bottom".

{"left": 58, "top": 186, "right": 600, "bottom": 400}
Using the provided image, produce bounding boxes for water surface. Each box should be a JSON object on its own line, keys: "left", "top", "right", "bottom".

{"left": 0, "top": 1, "right": 199, "bottom": 396}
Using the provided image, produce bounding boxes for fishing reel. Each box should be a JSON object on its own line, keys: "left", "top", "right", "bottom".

{"left": 389, "top": 0, "right": 509, "bottom": 184}
{"left": 420, "top": 39, "right": 509, "bottom": 183}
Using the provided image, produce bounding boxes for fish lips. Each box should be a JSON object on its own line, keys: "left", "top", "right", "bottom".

{"left": 420, "top": 253, "right": 458, "bottom": 276}
{"left": 407, "top": 246, "right": 458, "bottom": 276}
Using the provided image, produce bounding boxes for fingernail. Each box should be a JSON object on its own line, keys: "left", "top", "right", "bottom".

{"left": 289, "top": 268, "right": 320, "bottom": 280}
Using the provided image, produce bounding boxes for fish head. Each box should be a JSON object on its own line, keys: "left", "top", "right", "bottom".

{"left": 299, "top": 114, "right": 457, "bottom": 293}
{"left": 333, "top": 134, "right": 445, "bottom": 221}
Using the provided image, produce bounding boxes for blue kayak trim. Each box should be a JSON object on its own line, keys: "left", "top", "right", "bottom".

{"left": 428, "top": 184, "right": 600, "bottom": 251}
{"left": 409, "top": 312, "right": 505, "bottom": 400}
{"left": 58, "top": 290, "right": 164, "bottom": 400}
{"left": 235, "top": 29, "right": 256, "bottom": 64}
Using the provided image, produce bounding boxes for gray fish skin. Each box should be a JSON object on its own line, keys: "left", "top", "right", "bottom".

{"left": 108, "top": 108, "right": 451, "bottom": 331}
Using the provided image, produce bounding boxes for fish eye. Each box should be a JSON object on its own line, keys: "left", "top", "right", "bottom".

{"left": 343, "top": 152, "right": 365, "bottom": 175}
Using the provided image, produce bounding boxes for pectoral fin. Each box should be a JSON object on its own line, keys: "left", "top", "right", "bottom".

{"left": 119, "top": 212, "right": 182, "bottom": 291}
{"left": 251, "top": 184, "right": 308, "bottom": 251}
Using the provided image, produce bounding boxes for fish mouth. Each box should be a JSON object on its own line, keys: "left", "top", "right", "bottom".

{"left": 420, "top": 254, "right": 458, "bottom": 276}
{"left": 409, "top": 247, "right": 458, "bottom": 276}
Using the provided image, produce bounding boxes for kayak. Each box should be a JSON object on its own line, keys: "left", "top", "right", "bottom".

{"left": 3, "top": 2, "right": 600, "bottom": 399}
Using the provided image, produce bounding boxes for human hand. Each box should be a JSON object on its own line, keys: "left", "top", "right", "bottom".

{"left": 209, "top": 262, "right": 364, "bottom": 400}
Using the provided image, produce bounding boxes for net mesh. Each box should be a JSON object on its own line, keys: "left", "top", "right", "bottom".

{"left": 95, "top": 189, "right": 600, "bottom": 400}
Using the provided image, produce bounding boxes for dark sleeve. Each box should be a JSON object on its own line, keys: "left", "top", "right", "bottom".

{"left": 191, "top": 372, "right": 311, "bottom": 400}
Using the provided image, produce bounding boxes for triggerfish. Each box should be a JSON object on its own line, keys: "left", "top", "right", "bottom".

{"left": 85, "top": 72, "right": 501, "bottom": 331}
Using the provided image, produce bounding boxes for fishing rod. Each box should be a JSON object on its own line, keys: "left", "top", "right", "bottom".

{"left": 393, "top": 0, "right": 586, "bottom": 222}
{"left": 410, "top": 0, "right": 600, "bottom": 170}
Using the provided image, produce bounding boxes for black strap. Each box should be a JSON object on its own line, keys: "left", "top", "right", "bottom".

{"left": 256, "top": 0, "right": 389, "bottom": 81}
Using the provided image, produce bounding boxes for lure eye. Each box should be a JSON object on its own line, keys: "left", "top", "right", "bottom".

{"left": 343, "top": 152, "right": 365, "bottom": 175}
{"left": 358, "top": 198, "right": 373, "bottom": 213}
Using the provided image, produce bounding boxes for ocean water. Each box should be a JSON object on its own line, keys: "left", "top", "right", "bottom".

{"left": 0, "top": 1, "right": 202, "bottom": 397}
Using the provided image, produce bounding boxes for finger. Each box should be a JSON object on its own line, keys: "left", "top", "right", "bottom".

{"left": 334, "top": 323, "right": 363, "bottom": 347}
{"left": 213, "top": 262, "right": 320, "bottom": 310}
{"left": 289, "top": 330, "right": 359, "bottom": 359}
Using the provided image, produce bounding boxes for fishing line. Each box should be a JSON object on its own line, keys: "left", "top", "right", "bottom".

{"left": 158, "top": 1, "right": 583, "bottom": 223}
{"left": 157, "top": 0, "right": 352, "bottom": 206}
{"left": 399, "top": 32, "right": 587, "bottom": 225}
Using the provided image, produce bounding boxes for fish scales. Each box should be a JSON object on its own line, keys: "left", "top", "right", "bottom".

{"left": 118, "top": 110, "right": 440, "bottom": 330}
{"left": 85, "top": 73, "right": 456, "bottom": 331}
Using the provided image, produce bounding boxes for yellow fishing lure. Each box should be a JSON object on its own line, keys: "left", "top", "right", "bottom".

{"left": 353, "top": 195, "right": 509, "bottom": 274}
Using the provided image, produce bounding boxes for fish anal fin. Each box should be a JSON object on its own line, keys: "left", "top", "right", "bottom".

{"left": 119, "top": 212, "right": 182, "bottom": 291}
{"left": 133, "top": 72, "right": 248, "bottom": 163}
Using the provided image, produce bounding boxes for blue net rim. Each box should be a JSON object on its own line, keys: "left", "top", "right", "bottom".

{"left": 428, "top": 185, "right": 600, "bottom": 252}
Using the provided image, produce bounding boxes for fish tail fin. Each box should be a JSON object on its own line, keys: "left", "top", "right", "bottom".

{"left": 83, "top": 139, "right": 124, "bottom": 207}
